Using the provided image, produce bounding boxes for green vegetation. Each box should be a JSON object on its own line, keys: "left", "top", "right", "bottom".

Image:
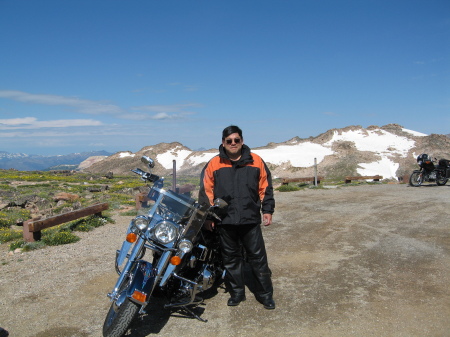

{"left": 0, "top": 227, "right": 23, "bottom": 243}
{"left": 276, "top": 184, "right": 301, "bottom": 192}
{"left": 0, "top": 169, "right": 385, "bottom": 252}
{"left": 0, "top": 169, "right": 133, "bottom": 251}
{"left": 0, "top": 209, "right": 31, "bottom": 228}
{"left": 2, "top": 214, "right": 113, "bottom": 251}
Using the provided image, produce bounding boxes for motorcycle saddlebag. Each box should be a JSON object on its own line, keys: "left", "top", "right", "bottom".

{"left": 438, "top": 159, "right": 450, "bottom": 168}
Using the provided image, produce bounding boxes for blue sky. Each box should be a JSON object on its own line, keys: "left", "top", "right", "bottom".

{"left": 0, "top": 0, "right": 449, "bottom": 155}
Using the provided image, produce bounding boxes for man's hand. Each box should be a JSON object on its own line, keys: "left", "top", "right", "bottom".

{"left": 263, "top": 213, "right": 272, "bottom": 226}
{"left": 203, "top": 220, "right": 215, "bottom": 231}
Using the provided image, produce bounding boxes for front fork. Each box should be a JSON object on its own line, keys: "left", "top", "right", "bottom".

{"left": 108, "top": 236, "right": 173, "bottom": 313}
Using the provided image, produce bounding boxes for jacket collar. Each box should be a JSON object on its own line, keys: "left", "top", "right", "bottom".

{"left": 219, "top": 144, "right": 253, "bottom": 165}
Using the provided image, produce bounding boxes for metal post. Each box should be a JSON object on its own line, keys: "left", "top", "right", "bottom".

{"left": 173, "top": 160, "right": 177, "bottom": 192}
{"left": 314, "top": 158, "right": 318, "bottom": 186}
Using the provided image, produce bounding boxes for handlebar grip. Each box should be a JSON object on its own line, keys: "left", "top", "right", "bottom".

{"left": 131, "top": 168, "right": 145, "bottom": 175}
{"left": 131, "top": 168, "right": 160, "bottom": 183}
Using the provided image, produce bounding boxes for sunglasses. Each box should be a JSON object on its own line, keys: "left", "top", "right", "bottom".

{"left": 225, "top": 138, "right": 241, "bottom": 144}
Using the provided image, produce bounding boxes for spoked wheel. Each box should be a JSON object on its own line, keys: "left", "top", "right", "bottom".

{"left": 409, "top": 171, "right": 423, "bottom": 187}
{"left": 103, "top": 282, "right": 140, "bottom": 337}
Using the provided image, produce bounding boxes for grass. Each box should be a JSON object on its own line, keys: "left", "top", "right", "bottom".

{"left": 276, "top": 184, "right": 301, "bottom": 192}
{"left": 0, "top": 209, "right": 31, "bottom": 228}
{"left": 0, "top": 168, "right": 385, "bottom": 251}
{"left": 276, "top": 182, "right": 325, "bottom": 192}
{"left": 0, "top": 168, "right": 128, "bottom": 251}
{"left": 3, "top": 214, "right": 113, "bottom": 251}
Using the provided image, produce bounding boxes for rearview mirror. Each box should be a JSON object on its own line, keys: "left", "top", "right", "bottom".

{"left": 141, "top": 156, "right": 155, "bottom": 169}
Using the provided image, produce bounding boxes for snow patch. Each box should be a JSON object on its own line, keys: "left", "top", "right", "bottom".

{"left": 187, "top": 152, "right": 218, "bottom": 166}
{"left": 254, "top": 143, "right": 333, "bottom": 167}
{"left": 119, "top": 152, "right": 135, "bottom": 158}
{"left": 324, "top": 129, "right": 415, "bottom": 156}
{"left": 402, "top": 128, "right": 427, "bottom": 137}
{"left": 156, "top": 147, "right": 192, "bottom": 169}
{"left": 357, "top": 157, "right": 399, "bottom": 179}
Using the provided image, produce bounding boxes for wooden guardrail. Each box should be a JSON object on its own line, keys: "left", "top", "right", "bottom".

{"left": 281, "top": 177, "right": 324, "bottom": 185}
{"left": 344, "top": 175, "right": 383, "bottom": 184}
{"left": 23, "top": 202, "right": 109, "bottom": 242}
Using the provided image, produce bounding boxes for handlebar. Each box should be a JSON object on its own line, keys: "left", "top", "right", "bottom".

{"left": 131, "top": 168, "right": 160, "bottom": 182}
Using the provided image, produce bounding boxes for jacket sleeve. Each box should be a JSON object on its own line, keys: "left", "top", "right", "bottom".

{"left": 260, "top": 159, "right": 275, "bottom": 215}
{"left": 198, "top": 160, "right": 215, "bottom": 206}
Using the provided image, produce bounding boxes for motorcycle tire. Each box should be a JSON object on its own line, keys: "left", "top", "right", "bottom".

{"left": 436, "top": 176, "right": 448, "bottom": 186}
{"left": 409, "top": 171, "right": 423, "bottom": 187}
{"left": 103, "top": 296, "right": 139, "bottom": 337}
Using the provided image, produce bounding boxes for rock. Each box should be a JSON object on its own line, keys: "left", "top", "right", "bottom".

{"left": 72, "top": 201, "right": 82, "bottom": 210}
{"left": 54, "top": 192, "right": 80, "bottom": 202}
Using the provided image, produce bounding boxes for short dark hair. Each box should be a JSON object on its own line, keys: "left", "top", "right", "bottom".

{"left": 222, "top": 125, "right": 243, "bottom": 140}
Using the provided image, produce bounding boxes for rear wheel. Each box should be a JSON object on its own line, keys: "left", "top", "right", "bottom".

{"left": 436, "top": 173, "right": 448, "bottom": 186}
{"left": 409, "top": 171, "right": 423, "bottom": 187}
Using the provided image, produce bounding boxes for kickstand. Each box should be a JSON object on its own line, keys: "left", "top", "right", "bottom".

{"left": 179, "top": 305, "right": 208, "bottom": 323}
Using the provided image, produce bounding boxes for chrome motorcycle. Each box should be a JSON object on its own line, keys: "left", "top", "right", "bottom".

{"left": 409, "top": 153, "right": 449, "bottom": 187}
{"left": 103, "top": 156, "right": 226, "bottom": 337}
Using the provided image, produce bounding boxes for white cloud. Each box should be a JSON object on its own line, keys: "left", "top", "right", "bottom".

{"left": 118, "top": 112, "right": 188, "bottom": 121}
{"left": 132, "top": 103, "right": 202, "bottom": 113}
{"left": 0, "top": 117, "right": 103, "bottom": 129}
{"left": 0, "top": 90, "right": 123, "bottom": 115}
{"left": 0, "top": 117, "right": 37, "bottom": 125}
{"left": 0, "top": 90, "right": 201, "bottom": 121}
{"left": 122, "top": 103, "right": 201, "bottom": 120}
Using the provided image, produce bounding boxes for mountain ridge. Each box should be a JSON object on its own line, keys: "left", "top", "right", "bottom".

{"left": 83, "top": 124, "right": 450, "bottom": 181}
{"left": 1, "top": 125, "right": 448, "bottom": 179}
{"left": 0, "top": 151, "right": 112, "bottom": 171}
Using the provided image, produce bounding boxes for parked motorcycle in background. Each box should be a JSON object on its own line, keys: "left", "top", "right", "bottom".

{"left": 409, "top": 153, "right": 450, "bottom": 187}
{"left": 103, "top": 156, "right": 226, "bottom": 337}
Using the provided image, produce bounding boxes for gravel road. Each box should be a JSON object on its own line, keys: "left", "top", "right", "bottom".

{"left": 1, "top": 183, "right": 449, "bottom": 337}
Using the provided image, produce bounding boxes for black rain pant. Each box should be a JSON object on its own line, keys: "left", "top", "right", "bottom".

{"left": 218, "top": 223, "right": 273, "bottom": 300}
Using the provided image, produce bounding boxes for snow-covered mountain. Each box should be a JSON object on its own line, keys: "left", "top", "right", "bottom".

{"left": 83, "top": 124, "right": 450, "bottom": 181}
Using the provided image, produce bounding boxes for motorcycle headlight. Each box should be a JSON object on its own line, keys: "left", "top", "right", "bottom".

{"left": 133, "top": 215, "right": 150, "bottom": 231}
{"left": 178, "top": 239, "right": 193, "bottom": 253}
{"left": 154, "top": 220, "right": 178, "bottom": 244}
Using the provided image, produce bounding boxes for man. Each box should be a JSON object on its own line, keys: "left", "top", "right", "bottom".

{"left": 199, "top": 125, "right": 275, "bottom": 310}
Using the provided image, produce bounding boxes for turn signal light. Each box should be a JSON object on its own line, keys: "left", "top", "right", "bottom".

{"left": 170, "top": 256, "right": 182, "bottom": 265}
{"left": 126, "top": 233, "right": 137, "bottom": 243}
{"left": 132, "top": 290, "right": 147, "bottom": 303}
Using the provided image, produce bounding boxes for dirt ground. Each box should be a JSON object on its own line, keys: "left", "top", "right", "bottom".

{"left": 1, "top": 183, "right": 449, "bottom": 337}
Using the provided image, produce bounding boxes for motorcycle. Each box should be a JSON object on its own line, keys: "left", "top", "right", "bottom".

{"left": 103, "top": 156, "right": 226, "bottom": 337}
{"left": 409, "top": 153, "right": 450, "bottom": 187}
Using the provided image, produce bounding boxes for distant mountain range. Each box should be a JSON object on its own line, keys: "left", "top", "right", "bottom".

{"left": 83, "top": 124, "right": 450, "bottom": 181}
{"left": 0, "top": 151, "right": 112, "bottom": 171}
{"left": 1, "top": 125, "right": 449, "bottom": 179}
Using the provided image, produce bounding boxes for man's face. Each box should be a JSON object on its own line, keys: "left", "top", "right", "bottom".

{"left": 222, "top": 132, "right": 243, "bottom": 157}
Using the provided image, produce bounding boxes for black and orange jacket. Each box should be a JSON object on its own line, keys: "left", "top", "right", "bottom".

{"left": 199, "top": 144, "right": 275, "bottom": 225}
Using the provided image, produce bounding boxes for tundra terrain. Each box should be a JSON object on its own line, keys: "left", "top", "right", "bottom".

{"left": 0, "top": 183, "right": 449, "bottom": 337}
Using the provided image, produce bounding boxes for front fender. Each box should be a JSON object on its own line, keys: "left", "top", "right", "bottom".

{"left": 127, "top": 260, "right": 156, "bottom": 305}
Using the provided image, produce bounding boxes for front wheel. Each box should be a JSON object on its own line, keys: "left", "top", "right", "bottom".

{"left": 103, "top": 297, "right": 139, "bottom": 337}
{"left": 409, "top": 171, "right": 423, "bottom": 187}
